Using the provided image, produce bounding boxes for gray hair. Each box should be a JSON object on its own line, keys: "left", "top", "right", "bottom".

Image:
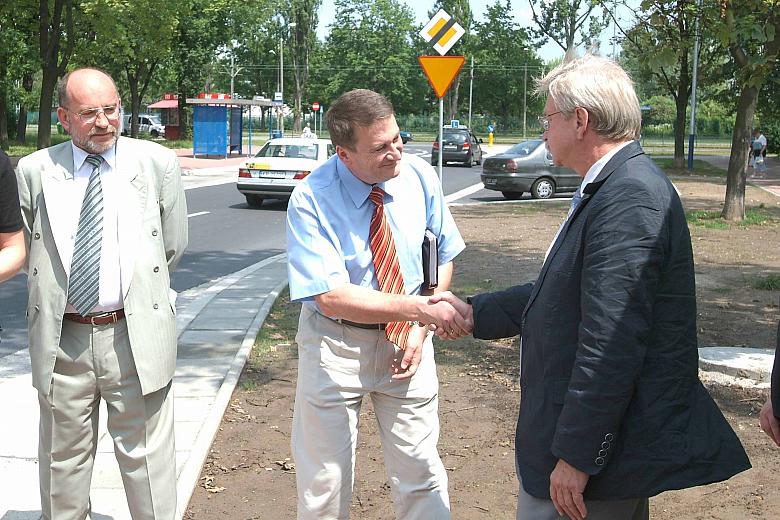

{"left": 535, "top": 55, "right": 641, "bottom": 141}
{"left": 58, "top": 67, "right": 119, "bottom": 107}
{"left": 326, "top": 89, "right": 395, "bottom": 149}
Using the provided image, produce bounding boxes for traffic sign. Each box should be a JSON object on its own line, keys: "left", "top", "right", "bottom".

{"left": 420, "top": 9, "right": 465, "bottom": 56}
{"left": 450, "top": 120, "right": 459, "bottom": 128}
{"left": 274, "top": 91, "right": 283, "bottom": 102}
{"left": 312, "top": 102, "right": 320, "bottom": 112}
{"left": 418, "top": 56, "right": 465, "bottom": 98}
{"left": 487, "top": 124, "right": 494, "bottom": 133}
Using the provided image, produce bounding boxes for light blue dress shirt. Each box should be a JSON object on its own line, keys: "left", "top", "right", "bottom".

{"left": 286, "top": 153, "right": 465, "bottom": 310}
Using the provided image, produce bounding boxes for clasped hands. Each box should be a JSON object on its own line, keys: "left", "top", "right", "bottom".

{"left": 419, "top": 291, "right": 473, "bottom": 340}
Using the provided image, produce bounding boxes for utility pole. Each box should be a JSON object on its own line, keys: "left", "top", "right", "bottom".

{"left": 280, "top": 34, "right": 284, "bottom": 135}
{"left": 523, "top": 65, "right": 528, "bottom": 138}
{"left": 468, "top": 56, "right": 474, "bottom": 130}
{"left": 687, "top": 0, "right": 701, "bottom": 170}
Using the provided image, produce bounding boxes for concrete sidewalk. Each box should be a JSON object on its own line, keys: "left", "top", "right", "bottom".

{"left": 0, "top": 146, "right": 776, "bottom": 520}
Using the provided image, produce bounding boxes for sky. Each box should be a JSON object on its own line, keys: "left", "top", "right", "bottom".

{"left": 316, "top": 0, "right": 631, "bottom": 62}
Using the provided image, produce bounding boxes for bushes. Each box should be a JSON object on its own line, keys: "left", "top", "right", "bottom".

{"left": 759, "top": 122, "right": 780, "bottom": 154}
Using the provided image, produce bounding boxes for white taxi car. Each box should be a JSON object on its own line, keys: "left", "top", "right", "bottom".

{"left": 237, "top": 137, "right": 335, "bottom": 207}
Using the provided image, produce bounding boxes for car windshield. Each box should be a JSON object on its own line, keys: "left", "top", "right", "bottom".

{"left": 442, "top": 130, "right": 468, "bottom": 143}
{"left": 255, "top": 143, "right": 319, "bottom": 159}
{"left": 506, "top": 140, "right": 542, "bottom": 156}
{"left": 148, "top": 116, "right": 162, "bottom": 125}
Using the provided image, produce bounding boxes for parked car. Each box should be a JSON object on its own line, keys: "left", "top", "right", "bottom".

{"left": 121, "top": 113, "right": 165, "bottom": 138}
{"left": 480, "top": 139, "right": 580, "bottom": 199}
{"left": 431, "top": 127, "right": 483, "bottom": 167}
{"left": 400, "top": 130, "right": 413, "bottom": 144}
{"left": 237, "top": 137, "right": 335, "bottom": 207}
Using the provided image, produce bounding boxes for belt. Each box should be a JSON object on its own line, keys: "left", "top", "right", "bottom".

{"left": 63, "top": 309, "right": 125, "bottom": 326}
{"left": 334, "top": 318, "right": 386, "bottom": 331}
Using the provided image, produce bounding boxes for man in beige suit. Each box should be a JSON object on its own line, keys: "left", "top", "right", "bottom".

{"left": 15, "top": 67, "right": 187, "bottom": 519}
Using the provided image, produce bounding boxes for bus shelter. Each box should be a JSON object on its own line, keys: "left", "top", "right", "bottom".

{"left": 186, "top": 97, "right": 273, "bottom": 158}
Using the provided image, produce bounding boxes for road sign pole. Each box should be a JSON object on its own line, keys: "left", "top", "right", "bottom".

{"left": 438, "top": 98, "right": 443, "bottom": 183}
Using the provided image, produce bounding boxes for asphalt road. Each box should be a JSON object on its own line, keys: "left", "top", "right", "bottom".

{"left": 0, "top": 143, "right": 570, "bottom": 358}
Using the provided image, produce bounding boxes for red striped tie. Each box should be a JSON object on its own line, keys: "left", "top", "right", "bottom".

{"left": 369, "top": 187, "right": 413, "bottom": 349}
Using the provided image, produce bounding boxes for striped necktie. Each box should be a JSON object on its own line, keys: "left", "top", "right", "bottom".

{"left": 68, "top": 154, "right": 104, "bottom": 315}
{"left": 368, "top": 186, "right": 413, "bottom": 349}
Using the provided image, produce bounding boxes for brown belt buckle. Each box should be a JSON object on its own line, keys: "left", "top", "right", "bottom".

{"left": 90, "top": 311, "right": 116, "bottom": 325}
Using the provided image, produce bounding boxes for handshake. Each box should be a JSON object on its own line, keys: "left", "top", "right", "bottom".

{"left": 416, "top": 291, "right": 473, "bottom": 339}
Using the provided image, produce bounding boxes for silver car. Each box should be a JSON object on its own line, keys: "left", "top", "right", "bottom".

{"left": 480, "top": 139, "right": 580, "bottom": 199}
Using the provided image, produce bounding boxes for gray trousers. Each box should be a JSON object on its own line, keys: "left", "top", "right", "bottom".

{"left": 38, "top": 318, "right": 176, "bottom": 520}
{"left": 516, "top": 475, "right": 649, "bottom": 520}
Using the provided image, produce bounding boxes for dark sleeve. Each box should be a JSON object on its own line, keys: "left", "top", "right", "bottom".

{"left": 468, "top": 283, "right": 533, "bottom": 340}
{"left": 0, "top": 151, "right": 23, "bottom": 233}
{"left": 551, "top": 177, "right": 667, "bottom": 474}
{"left": 773, "top": 305, "right": 780, "bottom": 421}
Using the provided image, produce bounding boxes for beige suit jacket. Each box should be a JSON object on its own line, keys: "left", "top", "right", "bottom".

{"left": 15, "top": 136, "right": 188, "bottom": 396}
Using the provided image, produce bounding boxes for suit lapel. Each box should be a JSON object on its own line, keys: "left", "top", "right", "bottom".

{"left": 521, "top": 141, "right": 645, "bottom": 321}
{"left": 115, "top": 139, "right": 145, "bottom": 299}
{"left": 40, "top": 144, "right": 79, "bottom": 273}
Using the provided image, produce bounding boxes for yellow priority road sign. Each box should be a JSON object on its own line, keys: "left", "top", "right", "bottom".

{"left": 420, "top": 9, "right": 465, "bottom": 56}
{"left": 419, "top": 56, "right": 466, "bottom": 99}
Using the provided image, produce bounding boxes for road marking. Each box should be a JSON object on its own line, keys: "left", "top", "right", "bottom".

{"left": 187, "top": 211, "right": 210, "bottom": 218}
{"left": 445, "top": 183, "right": 484, "bottom": 203}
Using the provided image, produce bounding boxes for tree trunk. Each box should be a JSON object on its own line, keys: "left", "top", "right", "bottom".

{"left": 37, "top": 67, "right": 57, "bottom": 149}
{"left": 17, "top": 73, "right": 34, "bottom": 144}
{"left": 128, "top": 76, "right": 140, "bottom": 138}
{"left": 673, "top": 51, "right": 690, "bottom": 169}
{"left": 721, "top": 84, "right": 758, "bottom": 221}
{"left": 0, "top": 92, "right": 8, "bottom": 150}
{"left": 448, "top": 76, "right": 461, "bottom": 121}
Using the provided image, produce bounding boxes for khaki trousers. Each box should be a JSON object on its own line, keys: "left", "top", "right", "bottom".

{"left": 292, "top": 306, "right": 450, "bottom": 520}
{"left": 38, "top": 318, "right": 176, "bottom": 520}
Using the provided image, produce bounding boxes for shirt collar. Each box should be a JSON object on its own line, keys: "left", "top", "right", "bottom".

{"left": 577, "top": 140, "right": 633, "bottom": 195}
{"left": 336, "top": 155, "right": 403, "bottom": 208}
{"left": 71, "top": 140, "right": 117, "bottom": 172}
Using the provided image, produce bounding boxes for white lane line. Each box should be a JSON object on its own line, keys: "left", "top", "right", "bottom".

{"left": 187, "top": 211, "right": 210, "bottom": 218}
{"left": 445, "top": 183, "right": 484, "bottom": 204}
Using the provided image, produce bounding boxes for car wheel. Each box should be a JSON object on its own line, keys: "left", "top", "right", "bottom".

{"left": 476, "top": 153, "right": 482, "bottom": 165}
{"left": 501, "top": 191, "right": 523, "bottom": 200}
{"left": 402, "top": 137, "right": 409, "bottom": 144}
{"left": 531, "top": 178, "right": 556, "bottom": 199}
{"left": 465, "top": 154, "right": 473, "bottom": 167}
{"left": 245, "top": 194, "right": 264, "bottom": 208}
{"left": 151, "top": 129, "right": 159, "bottom": 138}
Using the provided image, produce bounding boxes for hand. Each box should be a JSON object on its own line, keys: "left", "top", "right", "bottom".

{"left": 549, "top": 459, "right": 589, "bottom": 520}
{"left": 391, "top": 323, "right": 427, "bottom": 380}
{"left": 426, "top": 291, "right": 473, "bottom": 339}
{"left": 759, "top": 398, "right": 780, "bottom": 446}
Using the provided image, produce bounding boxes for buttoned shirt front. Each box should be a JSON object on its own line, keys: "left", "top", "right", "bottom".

{"left": 65, "top": 142, "right": 123, "bottom": 313}
{"left": 286, "top": 153, "right": 465, "bottom": 313}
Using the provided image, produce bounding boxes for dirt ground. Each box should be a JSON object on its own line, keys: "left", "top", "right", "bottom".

{"left": 186, "top": 175, "right": 780, "bottom": 520}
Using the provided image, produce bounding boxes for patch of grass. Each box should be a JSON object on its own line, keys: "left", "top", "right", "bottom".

{"left": 751, "top": 275, "right": 780, "bottom": 291}
{"left": 252, "top": 288, "right": 301, "bottom": 360}
{"left": 686, "top": 208, "right": 778, "bottom": 229}
{"left": 654, "top": 158, "right": 727, "bottom": 177}
{"left": 711, "top": 287, "right": 733, "bottom": 294}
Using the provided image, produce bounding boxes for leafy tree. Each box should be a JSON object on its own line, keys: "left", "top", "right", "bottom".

{"left": 320, "top": 0, "right": 421, "bottom": 113}
{"left": 430, "top": 0, "right": 474, "bottom": 120}
{"left": 713, "top": 0, "right": 780, "bottom": 220}
{"left": 529, "top": 0, "right": 609, "bottom": 54}
{"left": 471, "top": 1, "right": 543, "bottom": 128}
{"left": 37, "top": 0, "right": 77, "bottom": 149}
{"left": 289, "top": 0, "right": 321, "bottom": 133}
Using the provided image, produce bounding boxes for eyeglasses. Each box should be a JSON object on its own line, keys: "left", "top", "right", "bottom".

{"left": 538, "top": 111, "right": 562, "bottom": 131}
{"left": 65, "top": 104, "right": 121, "bottom": 124}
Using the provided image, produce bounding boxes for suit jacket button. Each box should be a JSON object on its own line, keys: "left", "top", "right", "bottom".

{"left": 601, "top": 441, "right": 611, "bottom": 450}
{"left": 595, "top": 456, "right": 605, "bottom": 466}
{"left": 153, "top": 266, "right": 159, "bottom": 272}
{"left": 32, "top": 268, "right": 38, "bottom": 275}
{"left": 598, "top": 449, "right": 607, "bottom": 457}
{"left": 153, "top": 303, "right": 159, "bottom": 309}
{"left": 152, "top": 230, "right": 158, "bottom": 236}
{"left": 605, "top": 433, "right": 614, "bottom": 442}
{"left": 34, "top": 232, "right": 41, "bottom": 239}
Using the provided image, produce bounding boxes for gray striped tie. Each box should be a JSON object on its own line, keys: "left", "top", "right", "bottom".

{"left": 68, "top": 154, "right": 104, "bottom": 315}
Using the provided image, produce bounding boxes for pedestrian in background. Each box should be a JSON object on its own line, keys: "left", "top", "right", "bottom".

{"left": 15, "top": 67, "right": 188, "bottom": 519}
{"left": 432, "top": 54, "right": 750, "bottom": 520}
{"left": 286, "top": 88, "right": 467, "bottom": 519}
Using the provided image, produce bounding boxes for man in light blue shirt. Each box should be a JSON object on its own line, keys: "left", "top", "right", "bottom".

{"left": 286, "top": 89, "right": 467, "bottom": 519}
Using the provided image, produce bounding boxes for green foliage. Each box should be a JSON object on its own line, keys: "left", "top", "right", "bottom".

{"left": 759, "top": 121, "right": 780, "bottom": 153}
{"left": 750, "top": 274, "right": 780, "bottom": 291}
{"left": 686, "top": 208, "right": 778, "bottom": 229}
{"left": 655, "top": 157, "right": 727, "bottom": 176}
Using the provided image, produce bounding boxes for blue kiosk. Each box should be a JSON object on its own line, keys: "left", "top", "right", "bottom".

{"left": 187, "top": 95, "right": 273, "bottom": 158}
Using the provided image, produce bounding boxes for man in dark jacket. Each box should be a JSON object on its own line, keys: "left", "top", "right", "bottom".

{"left": 434, "top": 55, "right": 750, "bottom": 519}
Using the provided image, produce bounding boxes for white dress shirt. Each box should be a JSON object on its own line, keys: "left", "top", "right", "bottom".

{"left": 65, "top": 143, "right": 123, "bottom": 313}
